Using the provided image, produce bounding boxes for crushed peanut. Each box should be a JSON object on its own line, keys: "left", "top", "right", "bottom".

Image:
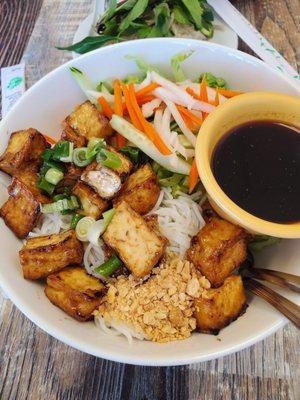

{"left": 95, "top": 252, "right": 211, "bottom": 343}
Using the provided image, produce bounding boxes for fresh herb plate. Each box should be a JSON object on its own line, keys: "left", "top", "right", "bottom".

{"left": 71, "top": 9, "right": 238, "bottom": 59}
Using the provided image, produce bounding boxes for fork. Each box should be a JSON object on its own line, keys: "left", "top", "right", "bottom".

{"left": 241, "top": 253, "right": 300, "bottom": 329}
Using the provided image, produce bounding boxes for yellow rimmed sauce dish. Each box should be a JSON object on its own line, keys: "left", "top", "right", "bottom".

{"left": 196, "top": 91, "right": 300, "bottom": 238}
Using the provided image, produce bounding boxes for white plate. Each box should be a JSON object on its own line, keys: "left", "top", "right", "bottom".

{"left": 72, "top": 12, "right": 238, "bottom": 59}
{"left": 0, "top": 38, "right": 299, "bottom": 366}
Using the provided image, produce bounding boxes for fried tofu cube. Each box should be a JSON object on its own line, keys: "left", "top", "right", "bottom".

{"left": 113, "top": 164, "right": 160, "bottom": 215}
{"left": 103, "top": 201, "right": 166, "bottom": 278}
{"left": 144, "top": 214, "right": 167, "bottom": 244}
{"left": 45, "top": 266, "right": 105, "bottom": 321}
{"left": 65, "top": 100, "right": 113, "bottom": 140}
{"left": 0, "top": 128, "right": 49, "bottom": 175}
{"left": 15, "top": 169, "right": 51, "bottom": 204}
{"left": 194, "top": 275, "right": 247, "bottom": 334}
{"left": 187, "top": 218, "right": 249, "bottom": 287}
{"left": 19, "top": 230, "right": 84, "bottom": 280}
{"left": 61, "top": 125, "right": 87, "bottom": 148}
{"left": 72, "top": 181, "right": 108, "bottom": 219}
{"left": 0, "top": 177, "right": 41, "bottom": 239}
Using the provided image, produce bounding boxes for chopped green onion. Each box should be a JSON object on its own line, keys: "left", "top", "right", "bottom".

{"left": 60, "top": 142, "right": 74, "bottom": 163}
{"left": 41, "top": 148, "right": 54, "bottom": 161}
{"left": 39, "top": 160, "right": 65, "bottom": 176}
{"left": 119, "top": 146, "right": 149, "bottom": 164}
{"left": 40, "top": 195, "right": 80, "bottom": 214}
{"left": 87, "top": 208, "right": 116, "bottom": 245}
{"left": 37, "top": 177, "right": 55, "bottom": 195}
{"left": 103, "top": 208, "right": 116, "bottom": 225}
{"left": 52, "top": 141, "right": 71, "bottom": 161}
{"left": 94, "top": 254, "right": 122, "bottom": 278}
{"left": 53, "top": 193, "right": 68, "bottom": 202}
{"left": 73, "top": 147, "right": 94, "bottom": 167}
{"left": 45, "top": 167, "right": 64, "bottom": 185}
{"left": 86, "top": 138, "right": 106, "bottom": 158}
{"left": 70, "top": 214, "right": 84, "bottom": 229}
{"left": 96, "top": 148, "right": 121, "bottom": 169}
{"left": 75, "top": 216, "right": 95, "bottom": 241}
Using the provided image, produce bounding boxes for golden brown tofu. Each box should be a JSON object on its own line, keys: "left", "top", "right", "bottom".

{"left": 194, "top": 275, "right": 247, "bottom": 334}
{"left": 61, "top": 125, "right": 87, "bottom": 148}
{"left": 45, "top": 266, "right": 105, "bottom": 321}
{"left": 65, "top": 101, "right": 113, "bottom": 140}
{"left": 19, "top": 230, "right": 84, "bottom": 280}
{"left": 15, "top": 169, "right": 51, "bottom": 204}
{"left": 103, "top": 201, "right": 166, "bottom": 278}
{"left": 143, "top": 214, "right": 168, "bottom": 245}
{"left": 72, "top": 181, "right": 108, "bottom": 219}
{"left": 0, "top": 178, "right": 41, "bottom": 239}
{"left": 0, "top": 128, "right": 49, "bottom": 175}
{"left": 113, "top": 164, "right": 160, "bottom": 215}
{"left": 106, "top": 146, "right": 133, "bottom": 182}
{"left": 187, "top": 218, "right": 249, "bottom": 287}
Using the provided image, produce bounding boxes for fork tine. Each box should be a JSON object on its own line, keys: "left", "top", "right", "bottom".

{"left": 246, "top": 268, "right": 300, "bottom": 293}
{"left": 244, "top": 278, "right": 300, "bottom": 329}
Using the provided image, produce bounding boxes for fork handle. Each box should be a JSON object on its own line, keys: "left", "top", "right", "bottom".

{"left": 247, "top": 268, "right": 300, "bottom": 293}
{"left": 244, "top": 278, "right": 300, "bottom": 329}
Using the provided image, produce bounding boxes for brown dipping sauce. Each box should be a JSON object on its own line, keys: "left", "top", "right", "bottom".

{"left": 212, "top": 121, "right": 300, "bottom": 224}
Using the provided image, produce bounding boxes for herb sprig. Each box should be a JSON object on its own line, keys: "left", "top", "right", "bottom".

{"left": 57, "top": 0, "right": 214, "bottom": 54}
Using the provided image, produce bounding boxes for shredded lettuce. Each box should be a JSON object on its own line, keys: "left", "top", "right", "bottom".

{"left": 199, "top": 72, "right": 227, "bottom": 88}
{"left": 69, "top": 67, "right": 96, "bottom": 103}
{"left": 171, "top": 51, "right": 193, "bottom": 82}
{"left": 152, "top": 161, "right": 189, "bottom": 197}
{"left": 123, "top": 74, "right": 144, "bottom": 84}
{"left": 248, "top": 235, "right": 281, "bottom": 252}
{"left": 96, "top": 81, "right": 114, "bottom": 93}
{"left": 125, "top": 55, "right": 159, "bottom": 75}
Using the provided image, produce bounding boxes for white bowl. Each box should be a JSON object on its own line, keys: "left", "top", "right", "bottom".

{"left": 0, "top": 38, "right": 299, "bottom": 366}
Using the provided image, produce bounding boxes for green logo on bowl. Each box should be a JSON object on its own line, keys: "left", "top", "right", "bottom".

{"left": 7, "top": 76, "right": 23, "bottom": 90}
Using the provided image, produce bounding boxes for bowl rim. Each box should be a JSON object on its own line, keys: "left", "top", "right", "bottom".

{"left": 0, "top": 37, "right": 294, "bottom": 366}
{"left": 196, "top": 91, "right": 300, "bottom": 239}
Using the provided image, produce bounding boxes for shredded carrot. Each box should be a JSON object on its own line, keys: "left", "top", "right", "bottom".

{"left": 186, "top": 87, "right": 201, "bottom": 101}
{"left": 121, "top": 83, "right": 144, "bottom": 131}
{"left": 177, "top": 105, "right": 203, "bottom": 126}
{"left": 43, "top": 134, "right": 57, "bottom": 145}
{"left": 113, "top": 80, "right": 126, "bottom": 147}
{"left": 200, "top": 78, "right": 209, "bottom": 120}
{"left": 189, "top": 158, "right": 199, "bottom": 193}
{"left": 122, "top": 95, "right": 156, "bottom": 114}
{"left": 200, "top": 78, "right": 208, "bottom": 103}
{"left": 98, "top": 96, "right": 113, "bottom": 119}
{"left": 179, "top": 111, "right": 194, "bottom": 130}
{"left": 135, "top": 82, "right": 160, "bottom": 98}
{"left": 218, "top": 88, "right": 243, "bottom": 98}
{"left": 128, "top": 83, "right": 172, "bottom": 155}
{"left": 214, "top": 89, "right": 220, "bottom": 107}
{"left": 113, "top": 80, "right": 123, "bottom": 117}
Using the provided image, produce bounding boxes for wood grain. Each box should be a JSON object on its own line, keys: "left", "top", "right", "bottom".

{"left": 0, "top": 0, "right": 300, "bottom": 399}
{"left": 0, "top": 0, "right": 43, "bottom": 68}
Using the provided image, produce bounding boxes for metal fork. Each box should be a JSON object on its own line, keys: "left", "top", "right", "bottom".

{"left": 241, "top": 253, "right": 300, "bottom": 329}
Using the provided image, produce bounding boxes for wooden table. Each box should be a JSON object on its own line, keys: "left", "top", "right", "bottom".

{"left": 0, "top": 1, "right": 299, "bottom": 399}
